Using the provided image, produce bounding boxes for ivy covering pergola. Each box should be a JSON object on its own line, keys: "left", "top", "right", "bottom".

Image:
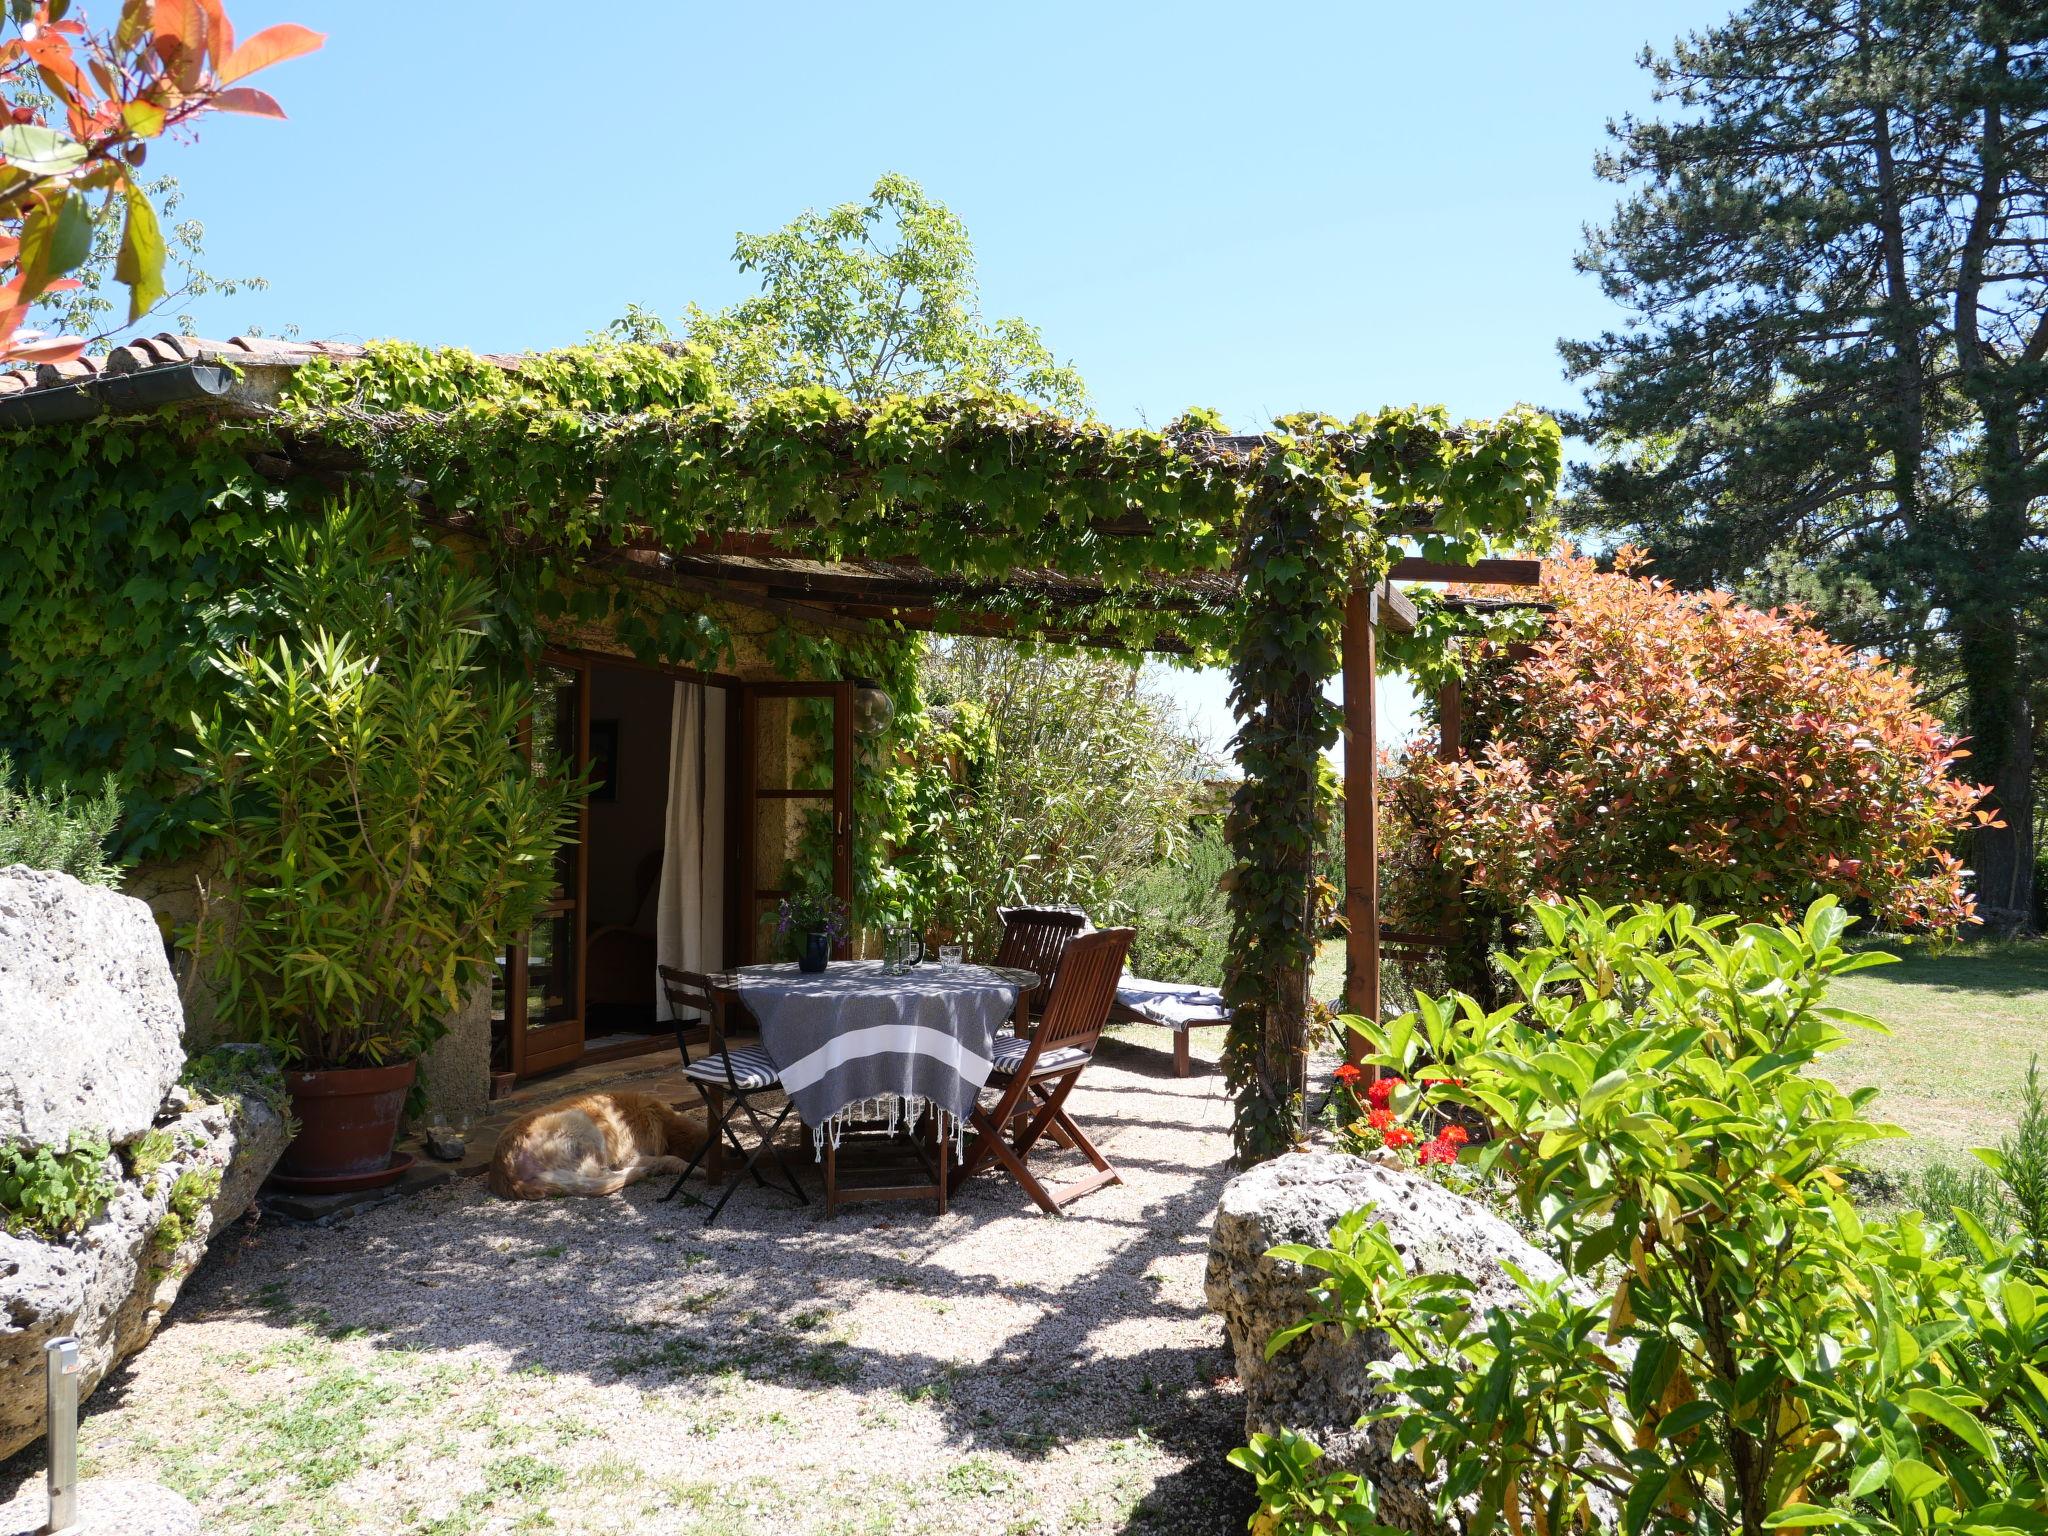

{"left": 0, "top": 336, "right": 1561, "bottom": 1159}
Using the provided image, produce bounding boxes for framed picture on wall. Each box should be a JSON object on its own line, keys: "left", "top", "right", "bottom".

{"left": 589, "top": 719, "right": 619, "bottom": 802}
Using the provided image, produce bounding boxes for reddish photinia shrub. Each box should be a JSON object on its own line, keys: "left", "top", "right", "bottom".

{"left": 1, "top": 3, "right": 323, "bottom": 363}
{"left": 1383, "top": 549, "right": 1993, "bottom": 933}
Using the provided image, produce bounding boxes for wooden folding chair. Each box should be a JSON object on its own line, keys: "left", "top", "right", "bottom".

{"left": 654, "top": 966, "right": 808, "bottom": 1225}
{"left": 951, "top": 927, "right": 1134, "bottom": 1215}
{"left": 992, "top": 905, "right": 1090, "bottom": 1017}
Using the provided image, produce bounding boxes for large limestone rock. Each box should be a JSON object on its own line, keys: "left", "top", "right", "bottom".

{"left": 0, "top": 867, "right": 184, "bottom": 1148}
{"left": 1206, "top": 1152, "right": 1564, "bottom": 1534}
{"left": 0, "top": 1054, "right": 289, "bottom": 1461}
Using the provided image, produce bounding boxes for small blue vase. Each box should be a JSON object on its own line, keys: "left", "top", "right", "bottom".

{"left": 799, "top": 930, "right": 830, "bottom": 974}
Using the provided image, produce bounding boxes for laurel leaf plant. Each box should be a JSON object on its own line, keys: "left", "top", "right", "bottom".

{"left": 1244, "top": 899, "right": 2048, "bottom": 1536}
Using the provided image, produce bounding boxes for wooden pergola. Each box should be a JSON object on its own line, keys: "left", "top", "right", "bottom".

{"left": 0, "top": 331, "right": 1563, "bottom": 1154}
{"left": 1338, "top": 558, "right": 1540, "bottom": 1056}
{"left": 616, "top": 523, "right": 1543, "bottom": 1046}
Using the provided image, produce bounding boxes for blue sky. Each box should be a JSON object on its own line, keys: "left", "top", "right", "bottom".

{"left": 157, "top": 0, "right": 1722, "bottom": 756}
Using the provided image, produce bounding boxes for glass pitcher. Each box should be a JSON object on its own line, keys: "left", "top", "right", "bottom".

{"left": 882, "top": 928, "right": 925, "bottom": 975}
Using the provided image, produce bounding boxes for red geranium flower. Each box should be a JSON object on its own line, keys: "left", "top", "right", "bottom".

{"left": 1383, "top": 1125, "right": 1416, "bottom": 1150}
{"left": 1365, "top": 1076, "right": 1401, "bottom": 1110}
{"left": 1333, "top": 1062, "right": 1362, "bottom": 1085}
{"left": 1366, "top": 1107, "right": 1395, "bottom": 1132}
{"left": 1442, "top": 1124, "right": 1469, "bottom": 1147}
{"left": 1417, "top": 1135, "right": 1458, "bottom": 1166}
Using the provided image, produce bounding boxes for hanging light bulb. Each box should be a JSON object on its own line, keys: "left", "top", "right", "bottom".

{"left": 852, "top": 678, "right": 895, "bottom": 738}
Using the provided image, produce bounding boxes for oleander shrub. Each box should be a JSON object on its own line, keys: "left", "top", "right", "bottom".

{"left": 897, "top": 640, "right": 1209, "bottom": 958}
{"left": 1380, "top": 552, "right": 1992, "bottom": 958}
{"left": 1241, "top": 898, "right": 2048, "bottom": 1536}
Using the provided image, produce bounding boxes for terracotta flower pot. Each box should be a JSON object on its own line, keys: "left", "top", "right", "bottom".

{"left": 277, "top": 1060, "right": 417, "bottom": 1184}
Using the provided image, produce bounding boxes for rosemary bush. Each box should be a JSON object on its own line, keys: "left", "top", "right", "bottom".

{"left": 0, "top": 753, "right": 122, "bottom": 885}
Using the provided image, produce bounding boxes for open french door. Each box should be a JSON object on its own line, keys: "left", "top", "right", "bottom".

{"left": 737, "top": 681, "right": 853, "bottom": 963}
{"left": 502, "top": 655, "right": 590, "bottom": 1077}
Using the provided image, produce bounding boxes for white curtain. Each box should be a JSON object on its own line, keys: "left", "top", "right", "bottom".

{"left": 654, "top": 682, "right": 726, "bottom": 1019}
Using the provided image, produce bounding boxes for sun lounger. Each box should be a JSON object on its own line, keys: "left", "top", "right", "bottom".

{"left": 1110, "top": 977, "right": 1230, "bottom": 1077}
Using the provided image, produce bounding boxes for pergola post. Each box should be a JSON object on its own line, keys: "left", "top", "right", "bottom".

{"left": 1342, "top": 587, "right": 1380, "bottom": 1061}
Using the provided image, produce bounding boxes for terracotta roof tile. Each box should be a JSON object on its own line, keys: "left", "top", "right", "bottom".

{"left": 130, "top": 336, "right": 183, "bottom": 366}
{"left": 102, "top": 345, "right": 152, "bottom": 376}
{"left": 34, "top": 359, "right": 98, "bottom": 387}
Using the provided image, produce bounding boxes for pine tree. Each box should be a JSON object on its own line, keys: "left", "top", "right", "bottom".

{"left": 1563, "top": 0, "right": 2048, "bottom": 929}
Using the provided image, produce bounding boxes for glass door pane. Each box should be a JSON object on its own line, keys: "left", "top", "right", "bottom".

{"left": 511, "top": 659, "right": 588, "bottom": 1076}
{"left": 739, "top": 683, "right": 851, "bottom": 963}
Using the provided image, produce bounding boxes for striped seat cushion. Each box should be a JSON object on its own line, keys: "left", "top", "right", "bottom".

{"left": 681, "top": 1044, "right": 780, "bottom": 1092}
{"left": 990, "top": 1033, "right": 1091, "bottom": 1078}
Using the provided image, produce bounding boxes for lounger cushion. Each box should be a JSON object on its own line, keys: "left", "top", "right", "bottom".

{"left": 1115, "top": 977, "right": 1229, "bottom": 1030}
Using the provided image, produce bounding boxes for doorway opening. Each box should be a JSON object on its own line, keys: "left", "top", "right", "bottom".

{"left": 492, "top": 654, "right": 741, "bottom": 1080}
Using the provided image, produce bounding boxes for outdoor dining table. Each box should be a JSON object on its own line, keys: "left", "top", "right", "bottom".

{"left": 722, "top": 959, "right": 1038, "bottom": 1215}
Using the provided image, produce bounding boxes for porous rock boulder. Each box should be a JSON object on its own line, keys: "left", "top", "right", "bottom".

{"left": 0, "top": 867, "right": 290, "bottom": 1463}
{"left": 1205, "top": 1152, "right": 1563, "bottom": 1534}
{"left": 0, "top": 866, "right": 184, "bottom": 1149}
{"left": 0, "top": 1050, "right": 288, "bottom": 1461}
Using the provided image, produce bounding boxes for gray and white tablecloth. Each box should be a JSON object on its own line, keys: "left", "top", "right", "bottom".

{"left": 734, "top": 960, "right": 1035, "bottom": 1160}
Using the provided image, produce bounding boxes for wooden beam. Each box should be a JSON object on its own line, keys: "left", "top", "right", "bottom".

{"left": 1438, "top": 677, "right": 1463, "bottom": 763}
{"left": 1388, "top": 556, "right": 1542, "bottom": 587}
{"left": 1367, "top": 580, "right": 1418, "bottom": 634}
{"left": 825, "top": 603, "right": 1196, "bottom": 655}
{"left": 1343, "top": 589, "right": 1380, "bottom": 1063}
{"left": 595, "top": 552, "right": 882, "bottom": 642}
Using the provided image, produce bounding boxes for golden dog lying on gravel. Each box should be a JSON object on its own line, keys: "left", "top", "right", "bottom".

{"left": 487, "top": 1090, "right": 707, "bottom": 1199}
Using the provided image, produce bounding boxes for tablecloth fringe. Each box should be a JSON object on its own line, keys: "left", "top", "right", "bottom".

{"left": 810, "top": 1094, "right": 967, "bottom": 1164}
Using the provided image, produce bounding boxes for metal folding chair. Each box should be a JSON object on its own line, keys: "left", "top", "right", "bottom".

{"left": 655, "top": 966, "right": 808, "bottom": 1225}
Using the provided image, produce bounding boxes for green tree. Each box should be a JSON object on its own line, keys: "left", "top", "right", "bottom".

{"left": 612, "top": 173, "right": 1088, "bottom": 413}
{"left": 898, "top": 639, "right": 1210, "bottom": 957}
{"left": 1561, "top": 0, "right": 2048, "bottom": 930}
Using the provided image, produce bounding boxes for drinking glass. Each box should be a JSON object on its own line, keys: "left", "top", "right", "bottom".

{"left": 938, "top": 944, "right": 963, "bottom": 967}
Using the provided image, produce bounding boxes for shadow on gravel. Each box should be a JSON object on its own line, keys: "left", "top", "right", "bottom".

{"left": 132, "top": 1057, "right": 1257, "bottom": 1533}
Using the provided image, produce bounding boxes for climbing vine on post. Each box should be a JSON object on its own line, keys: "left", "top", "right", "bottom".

{"left": 1220, "top": 407, "right": 1560, "bottom": 1163}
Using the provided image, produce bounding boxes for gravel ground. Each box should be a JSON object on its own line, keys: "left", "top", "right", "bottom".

{"left": 3, "top": 1027, "right": 1256, "bottom": 1536}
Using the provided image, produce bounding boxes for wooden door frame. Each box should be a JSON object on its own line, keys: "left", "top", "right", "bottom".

{"left": 507, "top": 652, "right": 593, "bottom": 1077}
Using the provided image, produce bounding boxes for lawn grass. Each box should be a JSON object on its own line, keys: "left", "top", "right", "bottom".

{"left": 1819, "top": 937, "right": 2046, "bottom": 1182}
